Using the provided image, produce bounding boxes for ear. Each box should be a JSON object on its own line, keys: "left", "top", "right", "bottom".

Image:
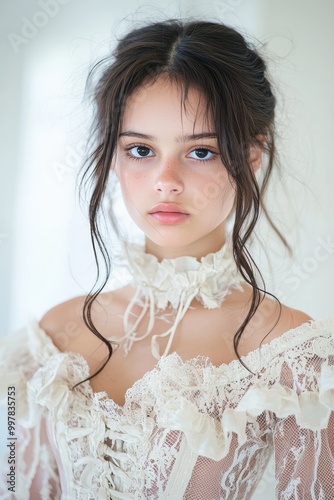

{"left": 249, "top": 134, "right": 266, "bottom": 174}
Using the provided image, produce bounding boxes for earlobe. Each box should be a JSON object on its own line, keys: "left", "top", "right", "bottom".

{"left": 249, "top": 135, "right": 265, "bottom": 174}
{"left": 249, "top": 146, "right": 263, "bottom": 174}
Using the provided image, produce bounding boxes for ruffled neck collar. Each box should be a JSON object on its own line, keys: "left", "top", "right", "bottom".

{"left": 112, "top": 241, "right": 244, "bottom": 359}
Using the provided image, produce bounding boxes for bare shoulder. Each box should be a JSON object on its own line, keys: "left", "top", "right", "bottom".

{"left": 38, "top": 289, "right": 128, "bottom": 357}
{"left": 236, "top": 285, "right": 314, "bottom": 353}
{"left": 250, "top": 298, "right": 313, "bottom": 348}
{"left": 38, "top": 294, "right": 91, "bottom": 353}
{"left": 279, "top": 305, "right": 314, "bottom": 330}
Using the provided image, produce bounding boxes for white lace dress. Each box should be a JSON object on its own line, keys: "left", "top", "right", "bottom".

{"left": 0, "top": 318, "right": 334, "bottom": 499}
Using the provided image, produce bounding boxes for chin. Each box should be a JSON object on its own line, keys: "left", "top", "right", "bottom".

{"left": 149, "top": 237, "right": 192, "bottom": 249}
{"left": 146, "top": 232, "right": 210, "bottom": 253}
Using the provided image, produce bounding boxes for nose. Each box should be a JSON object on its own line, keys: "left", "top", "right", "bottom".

{"left": 154, "top": 159, "right": 184, "bottom": 194}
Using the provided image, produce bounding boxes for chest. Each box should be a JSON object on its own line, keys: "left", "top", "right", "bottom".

{"left": 85, "top": 296, "right": 251, "bottom": 406}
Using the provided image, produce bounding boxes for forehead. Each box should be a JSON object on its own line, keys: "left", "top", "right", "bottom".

{"left": 120, "top": 76, "right": 213, "bottom": 133}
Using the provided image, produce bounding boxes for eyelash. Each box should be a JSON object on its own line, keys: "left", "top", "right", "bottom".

{"left": 124, "top": 144, "right": 218, "bottom": 163}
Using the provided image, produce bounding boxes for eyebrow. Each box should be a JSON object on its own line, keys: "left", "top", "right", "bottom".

{"left": 118, "top": 131, "right": 217, "bottom": 142}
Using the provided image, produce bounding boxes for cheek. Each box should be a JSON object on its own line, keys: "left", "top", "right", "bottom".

{"left": 118, "top": 173, "right": 152, "bottom": 222}
{"left": 192, "top": 172, "right": 234, "bottom": 214}
{"left": 212, "top": 170, "right": 236, "bottom": 207}
{"left": 119, "top": 171, "right": 145, "bottom": 197}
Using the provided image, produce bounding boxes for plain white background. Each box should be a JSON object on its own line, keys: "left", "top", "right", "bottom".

{"left": 1, "top": 0, "right": 333, "bottom": 497}
{"left": 1, "top": 0, "right": 333, "bottom": 335}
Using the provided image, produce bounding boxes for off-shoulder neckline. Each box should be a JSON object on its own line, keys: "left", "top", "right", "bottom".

{"left": 30, "top": 317, "right": 334, "bottom": 410}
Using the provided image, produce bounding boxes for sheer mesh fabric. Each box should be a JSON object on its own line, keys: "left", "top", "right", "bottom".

{"left": 0, "top": 417, "right": 61, "bottom": 499}
{"left": 0, "top": 319, "right": 333, "bottom": 499}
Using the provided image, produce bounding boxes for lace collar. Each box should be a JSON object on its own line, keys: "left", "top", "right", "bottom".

{"left": 111, "top": 241, "right": 244, "bottom": 359}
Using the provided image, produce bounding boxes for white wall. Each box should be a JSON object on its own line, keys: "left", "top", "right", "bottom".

{"left": 2, "top": 0, "right": 333, "bottom": 333}
{"left": 179, "top": 0, "right": 334, "bottom": 319}
{"left": 3, "top": 0, "right": 196, "bottom": 334}
{"left": 1, "top": 1, "right": 333, "bottom": 497}
{"left": 2, "top": 0, "right": 332, "bottom": 335}
{"left": 256, "top": 0, "right": 334, "bottom": 319}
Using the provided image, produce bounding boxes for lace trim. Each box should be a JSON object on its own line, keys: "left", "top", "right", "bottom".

{"left": 1, "top": 318, "right": 333, "bottom": 494}
{"left": 1, "top": 318, "right": 333, "bottom": 405}
{"left": 111, "top": 242, "right": 244, "bottom": 359}
{"left": 18, "top": 321, "right": 334, "bottom": 410}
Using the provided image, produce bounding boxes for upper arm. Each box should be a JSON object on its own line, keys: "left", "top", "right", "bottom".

{"left": 271, "top": 315, "right": 334, "bottom": 496}
{"left": 273, "top": 412, "right": 334, "bottom": 497}
{"left": 0, "top": 414, "right": 62, "bottom": 499}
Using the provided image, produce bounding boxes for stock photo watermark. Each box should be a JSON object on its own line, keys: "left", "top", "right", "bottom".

{"left": 52, "top": 140, "right": 86, "bottom": 183}
{"left": 6, "top": 386, "right": 17, "bottom": 494}
{"left": 278, "top": 235, "right": 334, "bottom": 301}
{"left": 7, "top": 0, "right": 71, "bottom": 54}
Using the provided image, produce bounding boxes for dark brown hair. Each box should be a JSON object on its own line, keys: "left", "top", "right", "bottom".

{"left": 75, "top": 17, "right": 289, "bottom": 386}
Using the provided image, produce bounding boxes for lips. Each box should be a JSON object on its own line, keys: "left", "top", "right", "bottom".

{"left": 149, "top": 212, "right": 190, "bottom": 224}
{"left": 149, "top": 203, "right": 189, "bottom": 215}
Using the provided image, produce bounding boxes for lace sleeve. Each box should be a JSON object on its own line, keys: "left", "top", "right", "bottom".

{"left": 0, "top": 414, "right": 61, "bottom": 500}
{"left": 273, "top": 412, "right": 334, "bottom": 499}
{"left": 272, "top": 338, "right": 334, "bottom": 499}
{"left": 0, "top": 322, "right": 62, "bottom": 499}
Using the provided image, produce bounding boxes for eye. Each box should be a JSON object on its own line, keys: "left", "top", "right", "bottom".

{"left": 188, "top": 148, "right": 216, "bottom": 161}
{"left": 126, "top": 145, "right": 154, "bottom": 159}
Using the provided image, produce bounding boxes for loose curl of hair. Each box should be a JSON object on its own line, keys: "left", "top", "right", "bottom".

{"left": 74, "top": 17, "right": 290, "bottom": 388}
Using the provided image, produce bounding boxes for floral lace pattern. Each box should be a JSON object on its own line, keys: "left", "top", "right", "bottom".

{"left": 1, "top": 318, "right": 334, "bottom": 499}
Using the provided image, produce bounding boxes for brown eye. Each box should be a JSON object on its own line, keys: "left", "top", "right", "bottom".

{"left": 128, "top": 146, "right": 154, "bottom": 158}
{"left": 188, "top": 148, "right": 216, "bottom": 161}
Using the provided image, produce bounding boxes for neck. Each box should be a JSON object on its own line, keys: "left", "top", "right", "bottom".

{"left": 144, "top": 225, "right": 227, "bottom": 261}
{"left": 114, "top": 234, "right": 243, "bottom": 359}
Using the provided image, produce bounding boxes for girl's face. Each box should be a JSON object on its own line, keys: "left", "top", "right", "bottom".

{"left": 113, "top": 76, "right": 236, "bottom": 259}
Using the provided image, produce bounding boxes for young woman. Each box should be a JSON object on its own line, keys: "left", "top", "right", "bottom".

{"left": 1, "top": 18, "right": 333, "bottom": 500}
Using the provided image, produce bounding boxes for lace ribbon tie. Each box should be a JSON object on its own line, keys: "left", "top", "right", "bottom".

{"left": 109, "top": 241, "right": 244, "bottom": 359}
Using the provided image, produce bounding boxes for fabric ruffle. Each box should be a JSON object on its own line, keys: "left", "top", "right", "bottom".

{"left": 119, "top": 241, "right": 243, "bottom": 310}
{"left": 0, "top": 320, "right": 61, "bottom": 426}
{"left": 111, "top": 242, "right": 245, "bottom": 359}
{"left": 1, "top": 317, "right": 334, "bottom": 496}
{"left": 236, "top": 362, "right": 334, "bottom": 431}
{"left": 142, "top": 321, "right": 334, "bottom": 460}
